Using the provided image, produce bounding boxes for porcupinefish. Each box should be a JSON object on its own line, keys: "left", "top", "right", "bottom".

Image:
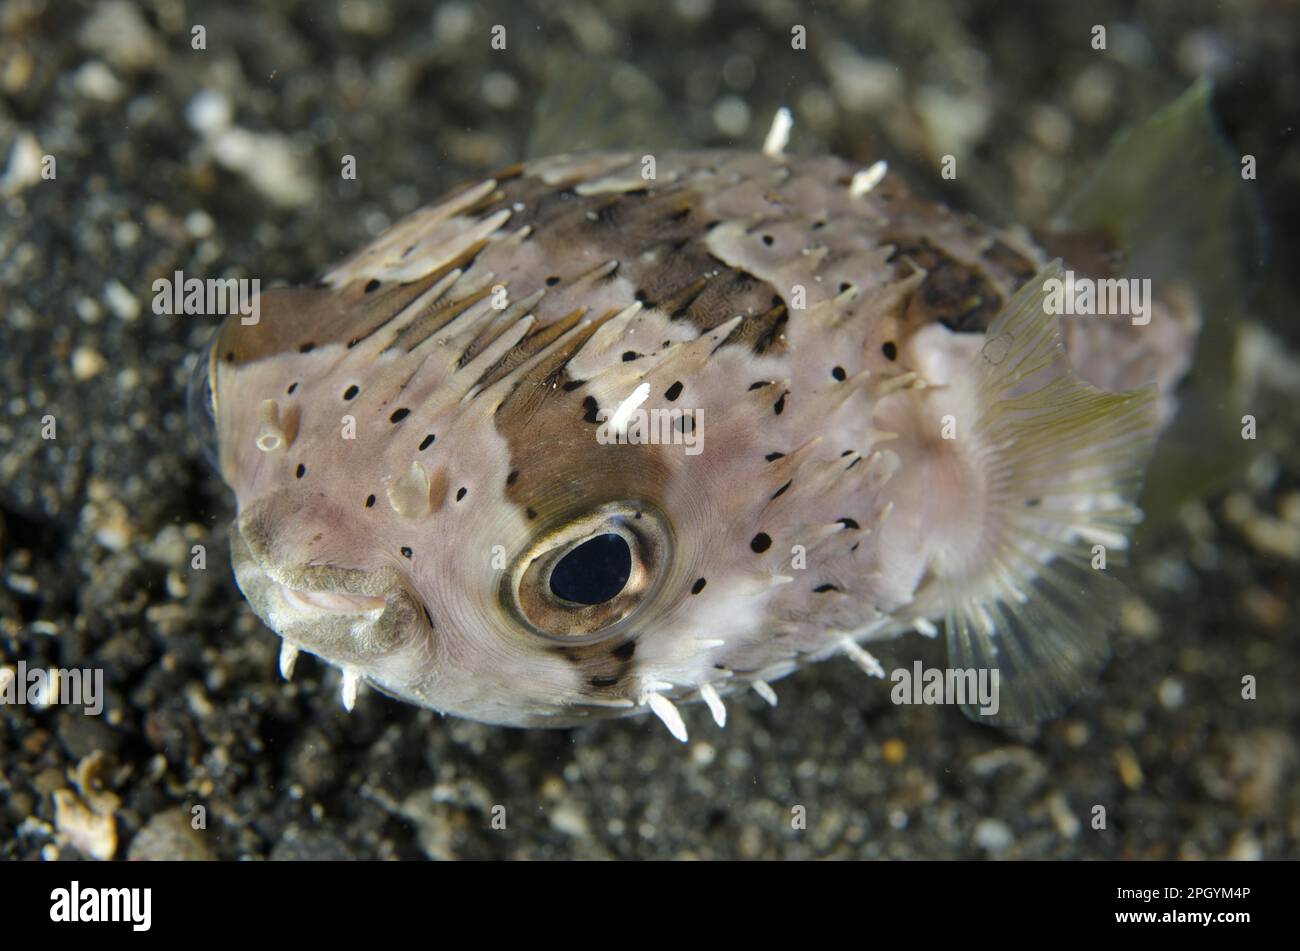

{"left": 190, "top": 80, "right": 1252, "bottom": 738}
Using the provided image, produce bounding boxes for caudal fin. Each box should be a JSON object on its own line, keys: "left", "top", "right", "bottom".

{"left": 1049, "top": 78, "right": 1265, "bottom": 530}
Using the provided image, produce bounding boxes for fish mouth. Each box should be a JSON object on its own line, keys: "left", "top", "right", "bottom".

{"left": 276, "top": 583, "right": 389, "bottom": 616}
{"left": 229, "top": 520, "right": 417, "bottom": 669}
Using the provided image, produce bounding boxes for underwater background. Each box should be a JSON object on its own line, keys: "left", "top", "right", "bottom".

{"left": 1, "top": 0, "right": 1297, "bottom": 859}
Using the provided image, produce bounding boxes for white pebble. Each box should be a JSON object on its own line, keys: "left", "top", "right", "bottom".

{"left": 1157, "top": 677, "right": 1185, "bottom": 710}
{"left": 71, "top": 347, "right": 108, "bottom": 381}
{"left": 432, "top": 2, "right": 474, "bottom": 45}
{"left": 76, "top": 297, "right": 103, "bottom": 324}
{"left": 0, "top": 132, "right": 43, "bottom": 198}
{"left": 72, "top": 60, "right": 125, "bottom": 102}
{"left": 103, "top": 279, "right": 140, "bottom": 321}
{"left": 974, "top": 818, "right": 1013, "bottom": 853}
{"left": 185, "top": 210, "right": 215, "bottom": 239}
{"left": 186, "top": 89, "right": 233, "bottom": 137}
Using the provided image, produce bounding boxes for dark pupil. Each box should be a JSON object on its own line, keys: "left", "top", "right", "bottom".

{"left": 550, "top": 534, "right": 632, "bottom": 605}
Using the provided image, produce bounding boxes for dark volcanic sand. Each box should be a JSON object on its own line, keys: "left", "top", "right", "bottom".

{"left": 1, "top": 0, "right": 1297, "bottom": 860}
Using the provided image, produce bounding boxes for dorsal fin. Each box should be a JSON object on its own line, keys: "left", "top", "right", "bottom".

{"left": 526, "top": 55, "right": 686, "bottom": 159}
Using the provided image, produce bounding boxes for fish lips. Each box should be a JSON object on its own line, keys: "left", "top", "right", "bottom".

{"left": 229, "top": 519, "right": 422, "bottom": 670}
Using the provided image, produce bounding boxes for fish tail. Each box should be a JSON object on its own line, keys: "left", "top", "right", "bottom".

{"left": 1048, "top": 78, "right": 1266, "bottom": 529}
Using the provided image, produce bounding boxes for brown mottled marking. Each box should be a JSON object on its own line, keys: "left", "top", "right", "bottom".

{"left": 886, "top": 235, "right": 1006, "bottom": 333}
{"left": 216, "top": 267, "right": 463, "bottom": 368}
{"left": 474, "top": 306, "right": 591, "bottom": 392}
{"left": 475, "top": 170, "right": 790, "bottom": 343}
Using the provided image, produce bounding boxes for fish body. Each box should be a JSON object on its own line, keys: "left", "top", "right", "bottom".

{"left": 197, "top": 136, "right": 1209, "bottom": 736}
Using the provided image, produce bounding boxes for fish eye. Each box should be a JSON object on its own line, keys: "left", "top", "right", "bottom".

{"left": 549, "top": 533, "right": 632, "bottom": 605}
{"left": 507, "top": 502, "right": 670, "bottom": 641}
{"left": 186, "top": 327, "right": 221, "bottom": 473}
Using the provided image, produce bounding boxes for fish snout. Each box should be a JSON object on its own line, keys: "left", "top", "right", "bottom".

{"left": 229, "top": 508, "right": 425, "bottom": 687}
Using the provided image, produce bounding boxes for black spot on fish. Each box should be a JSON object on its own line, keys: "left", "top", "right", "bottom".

{"left": 765, "top": 451, "right": 784, "bottom": 462}
{"left": 418, "top": 434, "right": 436, "bottom": 450}
{"left": 546, "top": 275, "right": 561, "bottom": 286}
{"left": 287, "top": 382, "right": 298, "bottom": 394}
{"left": 365, "top": 494, "right": 376, "bottom": 508}
{"left": 343, "top": 384, "right": 359, "bottom": 400}
{"left": 773, "top": 392, "right": 787, "bottom": 415}
{"left": 748, "top": 380, "right": 770, "bottom": 390}
{"left": 562, "top": 379, "right": 585, "bottom": 392}
{"left": 831, "top": 366, "right": 846, "bottom": 381}
{"left": 1026, "top": 497, "right": 1042, "bottom": 507}
{"left": 401, "top": 546, "right": 413, "bottom": 559}
{"left": 691, "top": 577, "right": 707, "bottom": 594}
{"left": 813, "top": 583, "right": 840, "bottom": 593}
{"left": 678, "top": 414, "right": 694, "bottom": 434}
{"left": 839, "top": 281, "right": 852, "bottom": 293}
{"left": 390, "top": 408, "right": 410, "bottom": 423}
{"left": 665, "top": 381, "right": 683, "bottom": 401}
{"left": 770, "top": 480, "right": 791, "bottom": 500}
{"left": 365, "top": 279, "right": 381, "bottom": 293}
{"left": 526, "top": 507, "right": 537, "bottom": 519}
{"left": 882, "top": 341, "right": 898, "bottom": 360}
{"left": 456, "top": 487, "right": 467, "bottom": 502}
{"left": 622, "top": 351, "right": 639, "bottom": 362}
{"left": 299, "top": 342, "right": 315, "bottom": 353}
{"left": 761, "top": 234, "right": 774, "bottom": 246}
{"left": 506, "top": 470, "right": 518, "bottom": 486}
{"left": 295, "top": 463, "right": 305, "bottom": 479}
{"left": 751, "top": 533, "right": 772, "bottom": 553}
{"left": 582, "top": 395, "right": 599, "bottom": 424}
